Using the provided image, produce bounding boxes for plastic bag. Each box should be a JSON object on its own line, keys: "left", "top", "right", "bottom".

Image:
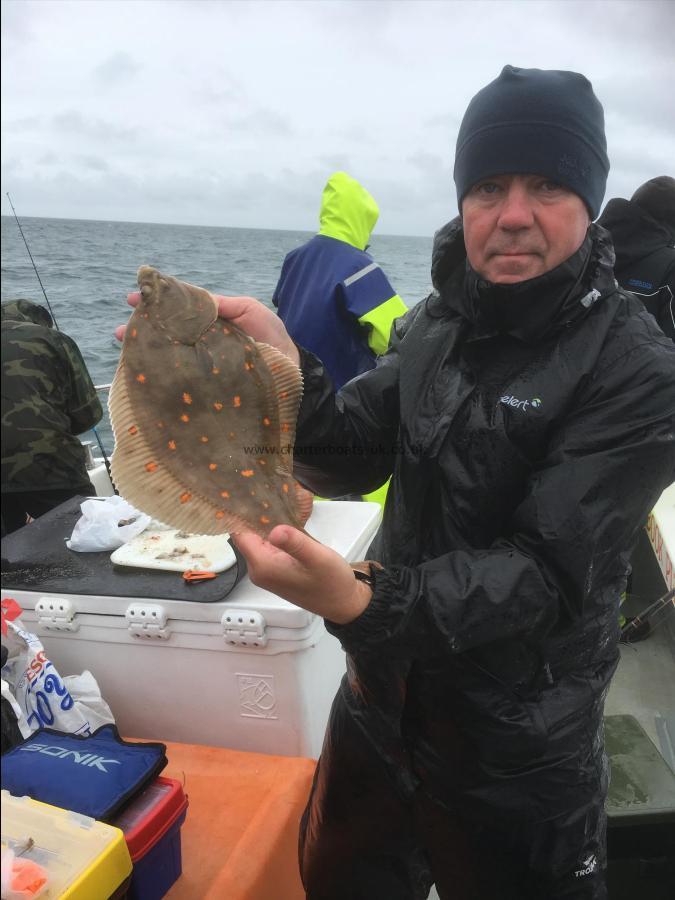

{"left": 0, "top": 847, "right": 49, "bottom": 900}
{"left": 66, "top": 495, "right": 151, "bottom": 552}
{"left": 1, "top": 619, "right": 115, "bottom": 737}
{"left": 2, "top": 677, "right": 32, "bottom": 748}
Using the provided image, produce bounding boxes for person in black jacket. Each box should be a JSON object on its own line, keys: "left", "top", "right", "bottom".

{"left": 598, "top": 175, "right": 675, "bottom": 340}
{"left": 119, "top": 67, "right": 675, "bottom": 899}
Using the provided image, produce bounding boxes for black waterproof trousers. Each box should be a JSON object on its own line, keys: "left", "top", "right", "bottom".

{"left": 299, "top": 694, "right": 608, "bottom": 900}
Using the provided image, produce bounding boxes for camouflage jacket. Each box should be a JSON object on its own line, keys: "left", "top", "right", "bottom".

{"left": 1, "top": 300, "right": 103, "bottom": 493}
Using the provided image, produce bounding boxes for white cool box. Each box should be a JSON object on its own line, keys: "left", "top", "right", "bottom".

{"left": 1, "top": 501, "right": 381, "bottom": 758}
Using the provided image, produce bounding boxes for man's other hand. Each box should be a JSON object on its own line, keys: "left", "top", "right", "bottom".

{"left": 233, "top": 526, "right": 372, "bottom": 625}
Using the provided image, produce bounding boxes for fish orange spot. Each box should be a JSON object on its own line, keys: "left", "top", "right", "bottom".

{"left": 145, "top": 461, "right": 158, "bottom": 473}
{"left": 220, "top": 491, "right": 230, "bottom": 499}
{"left": 282, "top": 483, "right": 289, "bottom": 493}
{"left": 279, "top": 391, "right": 288, "bottom": 399}
{"left": 180, "top": 414, "right": 190, "bottom": 423}
{"left": 131, "top": 328, "right": 137, "bottom": 338}
{"left": 182, "top": 392, "right": 192, "bottom": 404}
{"left": 262, "top": 501, "right": 270, "bottom": 509}
{"left": 257, "top": 459, "right": 267, "bottom": 467}
{"left": 215, "top": 511, "right": 226, "bottom": 519}
{"left": 156, "top": 421, "right": 164, "bottom": 428}
{"left": 281, "top": 423, "right": 290, "bottom": 433}
{"left": 263, "top": 417, "right": 271, "bottom": 426}
{"left": 241, "top": 470, "right": 254, "bottom": 478}
{"left": 244, "top": 361, "right": 254, "bottom": 371}
{"left": 233, "top": 396, "right": 241, "bottom": 407}
{"left": 250, "top": 490, "right": 256, "bottom": 496}
{"left": 260, "top": 516, "right": 271, "bottom": 525}
{"left": 222, "top": 326, "right": 230, "bottom": 334}
{"left": 136, "top": 374, "right": 146, "bottom": 383}
{"left": 168, "top": 440, "right": 177, "bottom": 450}
{"left": 201, "top": 435, "right": 209, "bottom": 443}
{"left": 212, "top": 367, "right": 220, "bottom": 375}
{"left": 209, "top": 463, "right": 217, "bottom": 471}
{"left": 128, "top": 425, "right": 138, "bottom": 435}
{"left": 180, "top": 492, "right": 192, "bottom": 504}
{"left": 213, "top": 402, "right": 223, "bottom": 411}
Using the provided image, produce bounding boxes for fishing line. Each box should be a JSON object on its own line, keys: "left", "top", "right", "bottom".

{"left": 6, "top": 193, "right": 60, "bottom": 328}
{"left": 5, "top": 192, "right": 117, "bottom": 492}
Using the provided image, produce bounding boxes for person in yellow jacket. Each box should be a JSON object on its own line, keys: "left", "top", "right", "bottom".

{"left": 273, "top": 172, "right": 407, "bottom": 505}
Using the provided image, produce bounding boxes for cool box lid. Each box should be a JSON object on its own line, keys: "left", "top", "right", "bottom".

{"left": 0, "top": 495, "right": 246, "bottom": 604}
{"left": 1, "top": 499, "right": 382, "bottom": 641}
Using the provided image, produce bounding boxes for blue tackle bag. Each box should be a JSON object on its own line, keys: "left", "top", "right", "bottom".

{"left": 1, "top": 723, "right": 167, "bottom": 821}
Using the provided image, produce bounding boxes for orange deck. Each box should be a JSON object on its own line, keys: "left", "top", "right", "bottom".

{"left": 155, "top": 741, "right": 316, "bottom": 900}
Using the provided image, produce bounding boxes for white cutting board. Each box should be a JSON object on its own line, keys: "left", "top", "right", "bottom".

{"left": 110, "top": 522, "right": 237, "bottom": 573}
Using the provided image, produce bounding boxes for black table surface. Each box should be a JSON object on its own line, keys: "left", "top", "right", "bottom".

{"left": 1, "top": 496, "right": 246, "bottom": 604}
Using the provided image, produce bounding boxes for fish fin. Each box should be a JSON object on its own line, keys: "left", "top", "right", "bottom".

{"left": 109, "top": 363, "right": 267, "bottom": 537}
{"left": 294, "top": 481, "right": 314, "bottom": 527}
{"left": 254, "top": 342, "right": 303, "bottom": 475}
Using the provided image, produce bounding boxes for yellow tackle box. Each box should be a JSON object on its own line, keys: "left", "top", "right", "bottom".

{"left": 1, "top": 790, "right": 132, "bottom": 899}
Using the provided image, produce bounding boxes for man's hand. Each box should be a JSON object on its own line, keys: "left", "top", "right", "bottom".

{"left": 233, "top": 526, "right": 373, "bottom": 625}
{"left": 115, "top": 292, "right": 300, "bottom": 366}
{"left": 213, "top": 296, "right": 300, "bottom": 365}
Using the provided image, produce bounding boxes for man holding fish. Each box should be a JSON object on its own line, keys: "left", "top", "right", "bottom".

{"left": 117, "top": 66, "right": 675, "bottom": 898}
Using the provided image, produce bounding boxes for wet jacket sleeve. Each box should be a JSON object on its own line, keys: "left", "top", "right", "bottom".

{"left": 58, "top": 333, "right": 103, "bottom": 435}
{"left": 292, "top": 308, "right": 420, "bottom": 497}
{"left": 339, "top": 264, "right": 408, "bottom": 354}
{"left": 299, "top": 329, "right": 675, "bottom": 658}
{"left": 293, "top": 348, "right": 400, "bottom": 497}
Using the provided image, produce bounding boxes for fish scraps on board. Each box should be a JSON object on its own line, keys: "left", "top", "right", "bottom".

{"left": 109, "top": 266, "right": 313, "bottom": 538}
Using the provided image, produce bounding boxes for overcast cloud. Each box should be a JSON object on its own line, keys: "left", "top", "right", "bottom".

{"left": 2, "top": 0, "right": 674, "bottom": 236}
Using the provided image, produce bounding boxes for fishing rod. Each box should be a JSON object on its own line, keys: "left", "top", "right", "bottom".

{"left": 620, "top": 587, "right": 675, "bottom": 642}
{"left": 6, "top": 193, "right": 60, "bottom": 328}
{"left": 5, "top": 192, "right": 116, "bottom": 491}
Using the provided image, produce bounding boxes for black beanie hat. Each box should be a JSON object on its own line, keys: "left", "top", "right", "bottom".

{"left": 631, "top": 176, "right": 675, "bottom": 230}
{"left": 454, "top": 65, "right": 610, "bottom": 218}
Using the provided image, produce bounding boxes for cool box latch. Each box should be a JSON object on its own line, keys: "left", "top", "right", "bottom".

{"left": 125, "top": 603, "right": 170, "bottom": 640}
{"left": 221, "top": 609, "right": 268, "bottom": 648}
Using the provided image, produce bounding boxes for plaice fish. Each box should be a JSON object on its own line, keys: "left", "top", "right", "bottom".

{"left": 109, "top": 265, "right": 311, "bottom": 537}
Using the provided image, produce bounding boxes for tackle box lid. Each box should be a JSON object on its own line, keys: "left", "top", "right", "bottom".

{"left": 112, "top": 775, "right": 188, "bottom": 862}
{"left": 0, "top": 789, "right": 133, "bottom": 900}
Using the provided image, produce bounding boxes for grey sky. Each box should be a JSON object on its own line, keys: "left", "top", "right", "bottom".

{"left": 2, "top": 0, "right": 673, "bottom": 236}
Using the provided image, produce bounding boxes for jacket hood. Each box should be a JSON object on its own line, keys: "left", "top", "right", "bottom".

{"left": 1, "top": 299, "right": 54, "bottom": 328}
{"left": 597, "top": 197, "right": 675, "bottom": 270}
{"left": 430, "top": 217, "right": 617, "bottom": 342}
{"left": 318, "top": 172, "right": 379, "bottom": 251}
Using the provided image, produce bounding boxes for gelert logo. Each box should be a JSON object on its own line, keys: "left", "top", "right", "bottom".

{"left": 500, "top": 395, "right": 543, "bottom": 413}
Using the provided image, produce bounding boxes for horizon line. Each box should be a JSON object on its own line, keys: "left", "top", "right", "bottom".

{"left": 0, "top": 212, "right": 432, "bottom": 241}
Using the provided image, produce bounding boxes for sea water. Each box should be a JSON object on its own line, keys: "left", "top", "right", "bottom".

{"left": 1, "top": 215, "right": 433, "bottom": 450}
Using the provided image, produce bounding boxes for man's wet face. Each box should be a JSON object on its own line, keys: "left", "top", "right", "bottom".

{"left": 462, "top": 174, "right": 590, "bottom": 284}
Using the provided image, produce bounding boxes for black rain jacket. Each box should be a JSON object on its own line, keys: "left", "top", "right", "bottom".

{"left": 292, "top": 221, "right": 675, "bottom": 825}
{"left": 598, "top": 197, "right": 675, "bottom": 340}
